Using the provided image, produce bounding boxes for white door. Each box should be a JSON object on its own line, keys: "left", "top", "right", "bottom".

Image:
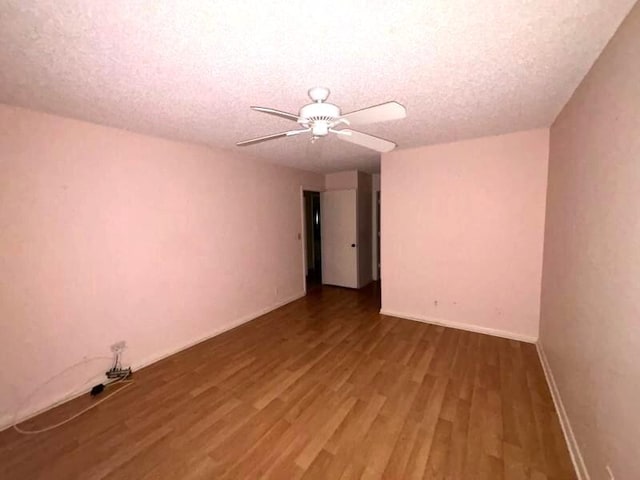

{"left": 321, "top": 189, "right": 358, "bottom": 288}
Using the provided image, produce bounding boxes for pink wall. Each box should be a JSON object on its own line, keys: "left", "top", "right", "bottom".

{"left": 540, "top": 4, "right": 640, "bottom": 478}
{"left": 324, "top": 171, "right": 358, "bottom": 190}
{"left": 381, "top": 129, "right": 549, "bottom": 341}
{"left": 0, "top": 104, "right": 323, "bottom": 428}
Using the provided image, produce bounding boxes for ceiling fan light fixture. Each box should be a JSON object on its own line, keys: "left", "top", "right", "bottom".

{"left": 312, "top": 122, "right": 330, "bottom": 137}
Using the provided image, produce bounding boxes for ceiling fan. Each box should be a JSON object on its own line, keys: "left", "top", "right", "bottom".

{"left": 236, "top": 87, "right": 406, "bottom": 153}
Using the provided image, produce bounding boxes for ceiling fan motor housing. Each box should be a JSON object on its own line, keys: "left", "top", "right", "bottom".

{"left": 299, "top": 102, "right": 341, "bottom": 136}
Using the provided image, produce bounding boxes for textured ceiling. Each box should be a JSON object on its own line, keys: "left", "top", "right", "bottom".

{"left": 0, "top": 1, "right": 635, "bottom": 173}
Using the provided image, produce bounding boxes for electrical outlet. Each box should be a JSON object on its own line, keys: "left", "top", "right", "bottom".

{"left": 606, "top": 465, "right": 615, "bottom": 480}
{"left": 110, "top": 341, "right": 126, "bottom": 353}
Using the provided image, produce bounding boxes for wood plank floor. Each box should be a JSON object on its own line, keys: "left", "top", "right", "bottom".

{"left": 0, "top": 284, "right": 575, "bottom": 479}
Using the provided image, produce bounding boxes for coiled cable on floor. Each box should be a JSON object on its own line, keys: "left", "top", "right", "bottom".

{"left": 12, "top": 357, "right": 134, "bottom": 435}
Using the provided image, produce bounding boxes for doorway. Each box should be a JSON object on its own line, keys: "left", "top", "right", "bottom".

{"left": 320, "top": 189, "right": 359, "bottom": 289}
{"left": 376, "top": 191, "right": 381, "bottom": 280}
{"left": 303, "top": 190, "right": 322, "bottom": 291}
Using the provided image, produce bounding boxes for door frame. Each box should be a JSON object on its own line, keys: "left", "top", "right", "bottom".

{"left": 300, "top": 185, "right": 323, "bottom": 294}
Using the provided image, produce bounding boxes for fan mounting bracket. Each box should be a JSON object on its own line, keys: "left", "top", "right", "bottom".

{"left": 308, "top": 87, "right": 330, "bottom": 103}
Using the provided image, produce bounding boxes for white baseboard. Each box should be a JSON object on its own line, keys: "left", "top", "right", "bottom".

{"left": 379, "top": 309, "right": 538, "bottom": 343}
{"left": 0, "top": 292, "right": 305, "bottom": 432}
{"left": 536, "top": 343, "right": 589, "bottom": 480}
{"left": 133, "top": 292, "right": 305, "bottom": 371}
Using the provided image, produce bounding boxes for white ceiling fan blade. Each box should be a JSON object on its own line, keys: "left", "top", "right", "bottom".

{"left": 236, "top": 129, "right": 309, "bottom": 146}
{"left": 250, "top": 106, "right": 299, "bottom": 122}
{"left": 341, "top": 101, "right": 406, "bottom": 126}
{"left": 335, "top": 129, "right": 397, "bottom": 153}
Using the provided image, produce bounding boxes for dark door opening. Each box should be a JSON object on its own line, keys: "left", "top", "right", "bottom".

{"left": 304, "top": 191, "right": 322, "bottom": 290}
{"left": 376, "top": 191, "right": 381, "bottom": 280}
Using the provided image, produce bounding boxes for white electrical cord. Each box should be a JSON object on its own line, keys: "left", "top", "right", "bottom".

{"left": 12, "top": 357, "right": 134, "bottom": 435}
